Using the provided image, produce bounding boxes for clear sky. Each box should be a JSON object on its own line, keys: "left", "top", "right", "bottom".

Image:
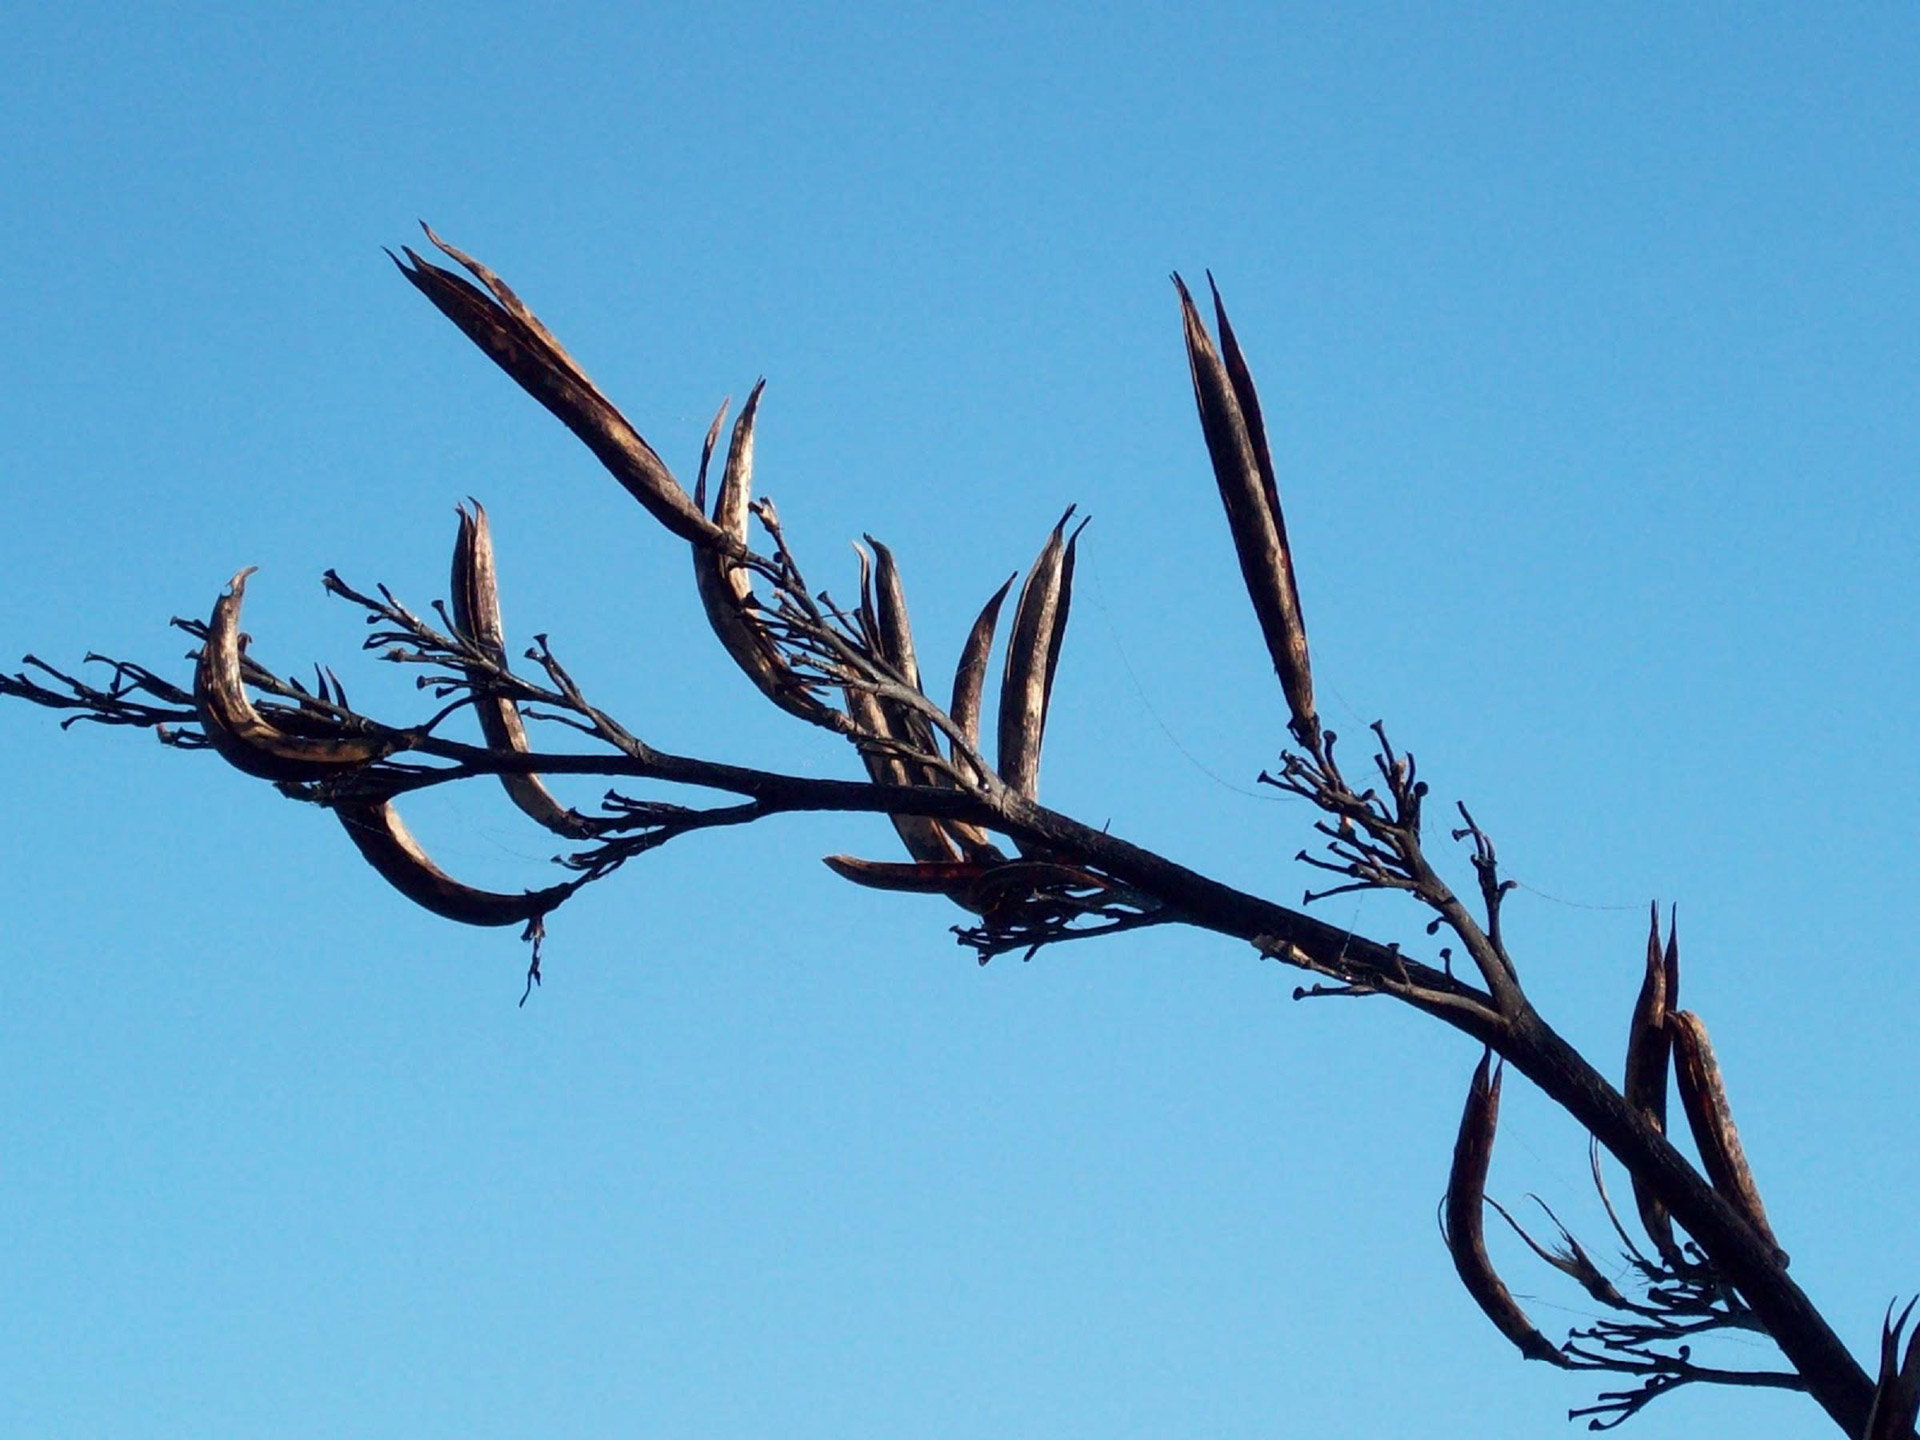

{"left": 3, "top": 5, "right": 1916, "bottom": 1437}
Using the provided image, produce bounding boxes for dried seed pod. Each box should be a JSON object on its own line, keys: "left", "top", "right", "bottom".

{"left": 1623, "top": 902, "right": 1682, "bottom": 1267}
{"left": 1670, "top": 1009, "right": 1788, "bottom": 1265}
{"left": 862, "top": 537, "right": 1002, "bottom": 861}
{"left": 392, "top": 226, "right": 719, "bottom": 547}
{"left": 996, "top": 508, "right": 1080, "bottom": 804}
{"left": 194, "top": 568, "right": 403, "bottom": 781}
{"left": 950, "top": 574, "right": 1015, "bottom": 781}
{"left": 822, "top": 855, "right": 988, "bottom": 894}
{"left": 865, "top": 537, "right": 923, "bottom": 692}
{"left": 1443, "top": 1052, "right": 1566, "bottom": 1365}
{"left": 335, "top": 798, "right": 579, "bottom": 927}
{"left": 843, "top": 681, "right": 962, "bottom": 865}
{"left": 835, "top": 542, "right": 965, "bottom": 865}
{"left": 450, "top": 503, "right": 594, "bottom": 839}
{"left": 690, "top": 384, "right": 845, "bottom": 732}
{"left": 1174, "top": 274, "right": 1318, "bottom": 747}
{"left": 1864, "top": 1299, "right": 1920, "bottom": 1440}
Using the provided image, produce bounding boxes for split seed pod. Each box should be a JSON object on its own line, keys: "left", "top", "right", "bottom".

{"left": 996, "top": 508, "right": 1085, "bottom": 805}
{"left": 844, "top": 542, "right": 961, "bottom": 865}
{"left": 1174, "top": 274, "right": 1318, "bottom": 748}
{"left": 335, "top": 799, "right": 579, "bottom": 927}
{"left": 450, "top": 503, "right": 593, "bottom": 838}
{"left": 1669, "top": 1009, "right": 1788, "bottom": 1266}
{"left": 194, "top": 568, "right": 402, "bottom": 781}
{"left": 1623, "top": 902, "right": 1682, "bottom": 1266}
{"left": 392, "top": 225, "right": 719, "bottom": 547}
{"left": 690, "top": 384, "right": 844, "bottom": 732}
{"left": 1863, "top": 1299, "right": 1920, "bottom": 1440}
{"left": 863, "top": 536, "right": 1001, "bottom": 862}
{"left": 1443, "top": 1052, "right": 1566, "bottom": 1365}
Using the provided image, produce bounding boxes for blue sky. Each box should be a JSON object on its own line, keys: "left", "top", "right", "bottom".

{"left": 3, "top": 5, "right": 1916, "bottom": 1436}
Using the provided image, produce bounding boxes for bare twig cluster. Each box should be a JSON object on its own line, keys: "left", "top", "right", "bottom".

{"left": 4, "top": 227, "right": 1910, "bottom": 1437}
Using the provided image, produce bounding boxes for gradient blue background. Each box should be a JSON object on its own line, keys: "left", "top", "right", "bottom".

{"left": 3, "top": 5, "right": 1916, "bottom": 1436}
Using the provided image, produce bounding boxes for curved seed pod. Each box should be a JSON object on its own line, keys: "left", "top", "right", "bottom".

{"left": 450, "top": 504, "right": 594, "bottom": 839}
{"left": 950, "top": 574, "right": 1015, "bottom": 780}
{"left": 690, "top": 384, "right": 846, "bottom": 733}
{"left": 1670, "top": 1010, "right": 1788, "bottom": 1265}
{"left": 194, "top": 568, "right": 403, "bottom": 781}
{"left": 391, "top": 226, "right": 719, "bottom": 547}
{"left": 1174, "top": 274, "right": 1318, "bottom": 747}
{"left": 1864, "top": 1299, "right": 1920, "bottom": 1440}
{"left": 997, "top": 508, "right": 1077, "bottom": 804}
{"left": 1443, "top": 1052, "right": 1566, "bottom": 1366}
{"left": 823, "top": 855, "right": 988, "bottom": 894}
{"left": 1623, "top": 902, "right": 1682, "bottom": 1267}
{"left": 335, "top": 799, "right": 579, "bottom": 927}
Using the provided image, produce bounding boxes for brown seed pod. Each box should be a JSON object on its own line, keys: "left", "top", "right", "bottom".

{"left": 689, "top": 385, "right": 844, "bottom": 732}
{"left": 1864, "top": 1299, "right": 1920, "bottom": 1440}
{"left": 1669, "top": 1009, "right": 1788, "bottom": 1266}
{"left": 392, "top": 225, "right": 719, "bottom": 547}
{"left": 822, "top": 855, "right": 988, "bottom": 895}
{"left": 1443, "top": 1052, "right": 1566, "bottom": 1366}
{"left": 862, "top": 536, "right": 1002, "bottom": 861}
{"left": 450, "top": 503, "right": 594, "bottom": 839}
{"left": 1174, "top": 274, "right": 1318, "bottom": 747}
{"left": 335, "top": 798, "right": 579, "bottom": 928}
{"left": 950, "top": 574, "right": 1015, "bottom": 782}
{"left": 842, "top": 665, "right": 962, "bottom": 866}
{"left": 1623, "top": 902, "right": 1682, "bottom": 1266}
{"left": 996, "top": 508, "right": 1082, "bottom": 804}
{"left": 194, "top": 568, "right": 403, "bottom": 782}
{"left": 835, "top": 542, "right": 966, "bottom": 865}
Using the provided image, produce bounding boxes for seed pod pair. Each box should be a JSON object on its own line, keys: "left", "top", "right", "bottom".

{"left": 450, "top": 503, "right": 594, "bottom": 838}
{"left": 1622, "top": 903, "right": 1684, "bottom": 1267}
{"left": 866, "top": 537, "right": 1004, "bottom": 862}
{"left": 194, "top": 568, "right": 404, "bottom": 781}
{"left": 1669, "top": 1009, "right": 1788, "bottom": 1266}
{"left": 392, "top": 225, "right": 719, "bottom": 547}
{"left": 996, "top": 507, "right": 1085, "bottom": 807}
{"left": 1174, "top": 275, "right": 1318, "bottom": 748}
{"left": 1864, "top": 1299, "right": 1920, "bottom": 1440}
{"left": 690, "top": 387, "right": 845, "bottom": 733}
{"left": 841, "top": 542, "right": 965, "bottom": 866}
{"left": 1443, "top": 1052, "right": 1566, "bottom": 1366}
{"left": 335, "top": 797, "right": 579, "bottom": 928}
